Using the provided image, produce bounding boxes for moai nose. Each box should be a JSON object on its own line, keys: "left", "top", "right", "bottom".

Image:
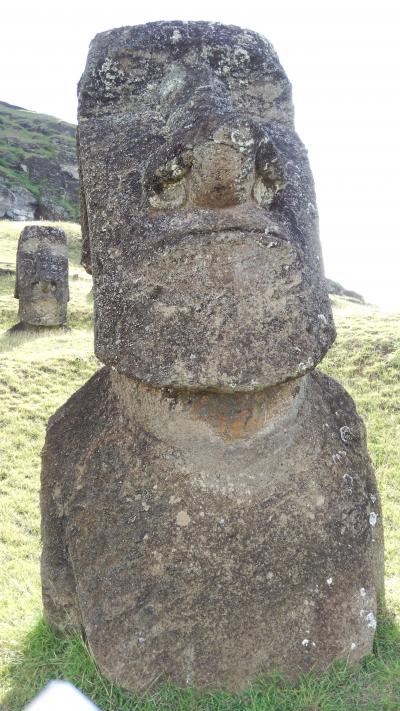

{"left": 190, "top": 122, "right": 255, "bottom": 208}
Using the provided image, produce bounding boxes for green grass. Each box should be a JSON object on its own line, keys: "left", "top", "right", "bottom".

{"left": 0, "top": 161, "right": 41, "bottom": 197}
{"left": 0, "top": 221, "right": 399, "bottom": 709}
{"left": 0, "top": 103, "right": 75, "bottom": 156}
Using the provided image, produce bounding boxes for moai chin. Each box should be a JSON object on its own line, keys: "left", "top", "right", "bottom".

{"left": 15, "top": 225, "right": 69, "bottom": 327}
{"left": 41, "top": 22, "right": 384, "bottom": 692}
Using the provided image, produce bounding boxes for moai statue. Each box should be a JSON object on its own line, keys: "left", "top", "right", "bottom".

{"left": 41, "top": 22, "right": 384, "bottom": 691}
{"left": 15, "top": 225, "right": 69, "bottom": 327}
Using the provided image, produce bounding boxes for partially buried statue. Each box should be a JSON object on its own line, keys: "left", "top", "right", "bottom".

{"left": 41, "top": 22, "right": 384, "bottom": 691}
{"left": 15, "top": 225, "right": 68, "bottom": 328}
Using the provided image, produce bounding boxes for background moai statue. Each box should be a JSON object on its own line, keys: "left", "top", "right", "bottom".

{"left": 41, "top": 22, "right": 384, "bottom": 691}
{"left": 15, "top": 225, "right": 69, "bottom": 327}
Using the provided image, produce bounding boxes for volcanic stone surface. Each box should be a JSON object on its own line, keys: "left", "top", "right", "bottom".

{"left": 41, "top": 367, "right": 384, "bottom": 690}
{"left": 77, "top": 20, "right": 335, "bottom": 390}
{"left": 41, "top": 20, "right": 384, "bottom": 692}
{"left": 15, "top": 225, "right": 69, "bottom": 326}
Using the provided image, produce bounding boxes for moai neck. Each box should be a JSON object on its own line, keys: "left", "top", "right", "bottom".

{"left": 111, "top": 369, "right": 307, "bottom": 445}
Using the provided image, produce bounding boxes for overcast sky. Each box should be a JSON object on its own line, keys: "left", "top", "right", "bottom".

{"left": 2, "top": 0, "right": 399, "bottom": 308}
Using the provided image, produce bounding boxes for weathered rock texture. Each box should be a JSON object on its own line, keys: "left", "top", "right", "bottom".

{"left": 15, "top": 225, "right": 69, "bottom": 326}
{"left": 42, "top": 368, "right": 383, "bottom": 689}
{"left": 77, "top": 21, "right": 335, "bottom": 390}
{"left": 41, "top": 21, "right": 384, "bottom": 692}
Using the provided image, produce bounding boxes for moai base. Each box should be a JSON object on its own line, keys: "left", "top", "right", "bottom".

{"left": 41, "top": 22, "right": 384, "bottom": 692}
{"left": 14, "top": 225, "right": 69, "bottom": 328}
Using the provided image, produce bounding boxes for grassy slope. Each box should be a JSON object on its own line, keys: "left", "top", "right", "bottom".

{"left": 0, "top": 103, "right": 78, "bottom": 219}
{"left": 0, "top": 221, "right": 399, "bottom": 710}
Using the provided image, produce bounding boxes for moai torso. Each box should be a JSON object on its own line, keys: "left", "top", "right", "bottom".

{"left": 41, "top": 22, "right": 384, "bottom": 691}
{"left": 15, "top": 225, "right": 69, "bottom": 326}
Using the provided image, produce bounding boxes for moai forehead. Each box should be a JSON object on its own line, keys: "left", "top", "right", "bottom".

{"left": 78, "top": 22, "right": 294, "bottom": 125}
{"left": 15, "top": 225, "right": 69, "bottom": 326}
{"left": 78, "top": 21, "right": 335, "bottom": 391}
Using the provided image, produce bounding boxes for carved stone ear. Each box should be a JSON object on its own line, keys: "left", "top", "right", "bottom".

{"left": 253, "top": 138, "right": 286, "bottom": 207}
{"left": 80, "top": 185, "right": 91, "bottom": 274}
{"left": 14, "top": 262, "right": 19, "bottom": 299}
{"left": 77, "top": 128, "right": 92, "bottom": 274}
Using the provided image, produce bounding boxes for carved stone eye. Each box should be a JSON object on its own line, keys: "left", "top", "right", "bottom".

{"left": 253, "top": 139, "right": 285, "bottom": 207}
{"left": 148, "top": 150, "right": 192, "bottom": 210}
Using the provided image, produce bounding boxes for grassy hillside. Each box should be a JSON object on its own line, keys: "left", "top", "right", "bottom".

{"left": 0, "top": 102, "right": 79, "bottom": 221}
{"left": 0, "top": 221, "right": 399, "bottom": 710}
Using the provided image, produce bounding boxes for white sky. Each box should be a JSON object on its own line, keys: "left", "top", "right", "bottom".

{"left": 1, "top": 0, "right": 399, "bottom": 308}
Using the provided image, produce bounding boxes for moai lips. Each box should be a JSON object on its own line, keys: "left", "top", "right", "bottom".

{"left": 15, "top": 225, "right": 69, "bottom": 326}
{"left": 41, "top": 21, "right": 384, "bottom": 693}
{"left": 78, "top": 22, "right": 335, "bottom": 390}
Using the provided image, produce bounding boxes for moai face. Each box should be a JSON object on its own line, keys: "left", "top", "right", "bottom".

{"left": 15, "top": 225, "right": 69, "bottom": 326}
{"left": 78, "top": 22, "right": 335, "bottom": 390}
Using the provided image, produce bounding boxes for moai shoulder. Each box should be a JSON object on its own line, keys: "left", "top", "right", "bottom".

{"left": 15, "top": 225, "right": 69, "bottom": 327}
{"left": 41, "top": 21, "right": 384, "bottom": 692}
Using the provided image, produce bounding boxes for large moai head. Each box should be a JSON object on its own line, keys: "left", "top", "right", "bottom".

{"left": 15, "top": 225, "right": 69, "bottom": 326}
{"left": 78, "top": 21, "right": 335, "bottom": 390}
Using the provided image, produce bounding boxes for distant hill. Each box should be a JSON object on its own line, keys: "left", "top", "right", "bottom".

{"left": 0, "top": 101, "right": 79, "bottom": 221}
{"left": 325, "top": 278, "right": 364, "bottom": 303}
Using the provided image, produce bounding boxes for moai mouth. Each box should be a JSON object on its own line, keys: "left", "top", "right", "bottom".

{"left": 106, "top": 230, "right": 320, "bottom": 391}
{"left": 31, "top": 281, "right": 58, "bottom": 296}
